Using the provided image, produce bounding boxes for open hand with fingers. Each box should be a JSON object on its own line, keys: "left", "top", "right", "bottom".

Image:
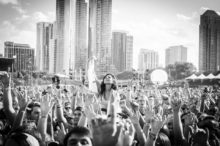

{"left": 91, "top": 104, "right": 120, "bottom": 146}
{"left": 40, "top": 94, "right": 54, "bottom": 117}
{"left": 171, "top": 92, "right": 182, "bottom": 112}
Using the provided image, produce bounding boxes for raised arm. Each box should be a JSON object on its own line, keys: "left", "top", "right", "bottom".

{"left": 171, "top": 94, "right": 188, "bottom": 145}
{"left": 12, "top": 91, "right": 28, "bottom": 130}
{"left": 2, "top": 73, "right": 17, "bottom": 125}
{"left": 37, "top": 94, "right": 54, "bottom": 142}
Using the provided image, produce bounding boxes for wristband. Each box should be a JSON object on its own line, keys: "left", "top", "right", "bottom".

{"left": 149, "top": 132, "right": 157, "bottom": 141}
{"left": 41, "top": 115, "right": 47, "bottom": 118}
{"left": 144, "top": 123, "right": 150, "bottom": 127}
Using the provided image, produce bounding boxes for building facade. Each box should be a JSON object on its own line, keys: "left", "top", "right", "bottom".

{"left": 75, "top": 0, "right": 88, "bottom": 71}
{"left": 48, "top": 22, "right": 57, "bottom": 73}
{"left": 89, "top": 0, "right": 113, "bottom": 75}
{"left": 165, "top": 45, "right": 187, "bottom": 66}
{"left": 36, "top": 22, "right": 52, "bottom": 72}
{"left": 112, "top": 31, "right": 133, "bottom": 72}
{"left": 199, "top": 10, "right": 220, "bottom": 72}
{"left": 4, "top": 41, "right": 35, "bottom": 72}
{"left": 138, "top": 49, "right": 158, "bottom": 72}
{"left": 56, "top": 0, "right": 76, "bottom": 74}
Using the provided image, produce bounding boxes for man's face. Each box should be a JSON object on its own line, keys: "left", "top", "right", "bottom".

{"left": 65, "top": 105, "right": 72, "bottom": 115}
{"left": 138, "top": 97, "right": 146, "bottom": 109}
{"left": 73, "top": 110, "right": 82, "bottom": 125}
{"left": 31, "top": 106, "right": 41, "bottom": 122}
{"left": 67, "top": 134, "right": 92, "bottom": 146}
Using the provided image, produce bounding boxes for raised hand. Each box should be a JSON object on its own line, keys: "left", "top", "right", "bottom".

{"left": 40, "top": 94, "right": 54, "bottom": 117}
{"left": 130, "top": 110, "right": 140, "bottom": 125}
{"left": 54, "top": 123, "right": 67, "bottom": 144}
{"left": 117, "top": 120, "right": 135, "bottom": 146}
{"left": 0, "top": 72, "right": 10, "bottom": 88}
{"left": 145, "top": 107, "right": 154, "bottom": 123}
{"left": 129, "top": 101, "right": 139, "bottom": 114}
{"left": 17, "top": 90, "right": 29, "bottom": 110}
{"left": 91, "top": 104, "right": 120, "bottom": 146}
{"left": 150, "top": 116, "right": 164, "bottom": 135}
{"left": 84, "top": 105, "right": 97, "bottom": 120}
{"left": 171, "top": 92, "right": 182, "bottom": 111}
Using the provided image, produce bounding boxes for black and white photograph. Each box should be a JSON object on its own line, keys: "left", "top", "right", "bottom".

{"left": 0, "top": 0, "right": 220, "bottom": 146}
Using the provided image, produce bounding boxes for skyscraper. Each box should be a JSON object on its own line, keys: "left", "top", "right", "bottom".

{"left": 48, "top": 22, "right": 57, "bottom": 74}
{"left": 4, "top": 41, "right": 35, "bottom": 72}
{"left": 199, "top": 10, "right": 220, "bottom": 72}
{"left": 75, "top": 0, "right": 88, "bottom": 71}
{"left": 56, "top": 0, "right": 76, "bottom": 74}
{"left": 89, "top": 0, "right": 112, "bottom": 75}
{"left": 138, "top": 49, "right": 159, "bottom": 72}
{"left": 112, "top": 31, "right": 133, "bottom": 72}
{"left": 126, "top": 35, "right": 133, "bottom": 71}
{"left": 165, "top": 45, "right": 187, "bottom": 66}
{"left": 36, "top": 22, "right": 52, "bottom": 72}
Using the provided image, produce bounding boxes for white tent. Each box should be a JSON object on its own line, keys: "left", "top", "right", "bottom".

{"left": 206, "top": 73, "right": 215, "bottom": 79}
{"left": 197, "top": 74, "right": 206, "bottom": 79}
{"left": 55, "top": 73, "right": 69, "bottom": 78}
{"left": 186, "top": 74, "right": 198, "bottom": 80}
{"left": 215, "top": 74, "right": 220, "bottom": 79}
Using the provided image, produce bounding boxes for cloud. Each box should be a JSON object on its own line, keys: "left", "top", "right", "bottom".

{"left": 12, "top": 5, "right": 26, "bottom": 14}
{"left": 0, "top": 0, "right": 18, "bottom": 5}
{"left": 200, "top": 7, "right": 210, "bottom": 12}
{"left": 0, "top": 20, "right": 35, "bottom": 49}
{"left": 176, "top": 12, "right": 198, "bottom": 21}
{"left": 177, "top": 14, "right": 191, "bottom": 21}
{"left": 33, "top": 11, "right": 55, "bottom": 22}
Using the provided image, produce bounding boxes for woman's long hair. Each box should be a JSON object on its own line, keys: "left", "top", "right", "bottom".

{"left": 100, "top": 73, "right": 117, "bottom": 95}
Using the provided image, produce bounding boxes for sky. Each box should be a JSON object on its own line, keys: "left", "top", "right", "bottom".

{"left": 0, "top": 0, "right": 220, "bottom": 70}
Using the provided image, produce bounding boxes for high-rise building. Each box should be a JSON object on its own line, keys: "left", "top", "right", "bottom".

{"left": 126, "top": 35, "right": 133, "bottom": 71}
{"left": 56, "top": 0, "right": 76, "bottom": 74}
{"left": 48, "top": 22, "right": 57, "bottom": 73}
{"left": 165, "top": 45, "right": 187, "bottom": 66}
{"left": 112, "top": 31, "right": 133, "bottom": 72}
{"left": 75, "top": 0, "right": 88, "bottom": 71}
{"left": 199, "top": 10, "right": 220, "bottom": 72}
{"left": 138, "top": 49, "right": 159, "bottom": 72}
{"left": 89, "top": 0, "right": 112, "bottom": 75}
{"left": 4, "top": 41, "right": 35, "bottom": 72}
{"left": 36, "top": 22, "right": 52, "bottom": 72}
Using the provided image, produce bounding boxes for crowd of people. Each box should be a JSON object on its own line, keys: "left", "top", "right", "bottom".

{"left": 0, "top": 71, "right": 220, "bottom": 146}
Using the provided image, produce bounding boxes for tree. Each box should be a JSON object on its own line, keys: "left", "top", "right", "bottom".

{"left": 166, "top": 62, "right": 196, "bottom": 80}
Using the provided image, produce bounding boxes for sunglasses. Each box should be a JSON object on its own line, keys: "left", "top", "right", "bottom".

{"left": 65, "top": 107, "right": 71, "bottom": 110}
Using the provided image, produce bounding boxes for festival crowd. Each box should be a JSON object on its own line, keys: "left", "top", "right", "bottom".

{"left": 0, "top": 71, "right": 220, "bottom": 146}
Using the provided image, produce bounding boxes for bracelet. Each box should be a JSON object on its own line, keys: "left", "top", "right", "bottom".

{"left": 149, "top": 132, "right": 157, "bottom": 141}
{"left": 145, "top": 123, "right": 150, "bottom": 127}
{"left": 41, "top": 115, "right": 47, "bottom": 118}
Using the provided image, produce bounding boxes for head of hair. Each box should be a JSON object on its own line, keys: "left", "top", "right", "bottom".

{"left": 4, "top": 126, "right": 43, "bottom": 146}
{"left": 100, "top": 73, "right": 117, "bottom": 95}
{"left": 63, "top": 126, "right": 92, "bottom": 146}
{"left": 26, "top": 102, "right": 41, "bottom": 115}
{"left": 155, "top": 132, "right": 171, "bottom": 146}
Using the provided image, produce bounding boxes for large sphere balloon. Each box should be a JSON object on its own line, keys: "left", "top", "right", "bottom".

{"left": 150, "top": 69, "right": 168, "bottom": 85}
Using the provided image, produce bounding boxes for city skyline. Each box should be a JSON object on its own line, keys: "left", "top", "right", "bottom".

{"left": 0, "top": 0, "right": 220, "bottom": 69}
